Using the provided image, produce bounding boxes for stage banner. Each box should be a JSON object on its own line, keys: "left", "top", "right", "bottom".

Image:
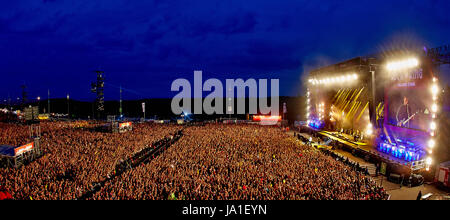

{"left": 14, "top": 142, "right": 34, "bottom": 156}
{"left": 119, "top": 122, "right": 132, "bottom": 128}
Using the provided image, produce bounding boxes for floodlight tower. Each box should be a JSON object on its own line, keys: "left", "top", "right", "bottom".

{"left": 91, "top": 70, "right": 105, "bottom": 119}
{"left": 119, "top": 85, "right": 123, "bottom": 116}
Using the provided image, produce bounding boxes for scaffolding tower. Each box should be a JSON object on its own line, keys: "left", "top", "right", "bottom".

{"left": 91, "top": 70, "right": 105, "bottom": 119}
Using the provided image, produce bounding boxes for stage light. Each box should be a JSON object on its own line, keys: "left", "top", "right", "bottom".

{"left": 428, "top": 139, "right": 435, "bottom": 148}
{"left": 386, "top": 57, "right": 419, "bottom": 71}
{"left": 433, "top": 95, "right": 437, "bottom": 101}
{"left": 431, "top": 104, "right": 438, "bottom": 113}
{"left": 386, "top": 63, "right": 393, "bottom": 71}
{"left": 431, "top": 85, "right": 439, "bottom": 95}
{"left": 426, "top": 157, "right": 432, "bottom": 165}
{"left": 430, "top": 122, "right": 436, "bottom": 130}
{"left": 433, "top": 77, "right": 437, "bottom": 82}
{"left": 352, "top": 74, "right": 358, "bottom": 79}
{"left": 409, "top": 58, "right": 419, "bottom": 66}
{"left": 308, "top": 79, "right": 313, "bottom": 83}
{"left": 366, "top": 128, "right": 373, "bottom": 135}
{"left": 432, "top": 113, "right": 436, "bottom": 119}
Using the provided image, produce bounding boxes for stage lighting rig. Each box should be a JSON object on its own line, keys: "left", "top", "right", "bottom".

{"left": 386, "top": 57, "right": 419, "bottom": 72}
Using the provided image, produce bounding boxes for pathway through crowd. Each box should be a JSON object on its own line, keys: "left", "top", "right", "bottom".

{"left": 78, "top": 128, "right": 184, "bottom": 200}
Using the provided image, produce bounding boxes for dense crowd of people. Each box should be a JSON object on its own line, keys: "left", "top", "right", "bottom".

{"left": 92, "top": 124, "right": 388, "bottom": 200}
{"left": 321, "top": 149, "right": 370, "bottom": 176}
{"left": 0, "top": 121, "right": 181, "bottom": 200}
{"left": 0, "top": 122, "right": 388, "bottom": 200}
{"left": 0, "top": 122, "right": 33, "bottom": 147}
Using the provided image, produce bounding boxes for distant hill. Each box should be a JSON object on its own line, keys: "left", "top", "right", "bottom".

{"left": 1, "top": 97, "right": 307, "bottom": 122}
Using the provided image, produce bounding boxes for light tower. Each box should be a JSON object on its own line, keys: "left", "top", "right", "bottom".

{"left": 67, "top": 94, "right": 70, "bottom": 118}
{"left": 91, "top": 70, "right": 105, "bottom": 119}
{"left": 119, "top": 85, "right": 123, "bottom": 117}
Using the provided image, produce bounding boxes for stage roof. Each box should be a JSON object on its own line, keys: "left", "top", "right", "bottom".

{"left": 0, "top": 145, "right": 16, "bottom": 157}
{"left": 309, "top": 57, "right": 376, "bottom": 77}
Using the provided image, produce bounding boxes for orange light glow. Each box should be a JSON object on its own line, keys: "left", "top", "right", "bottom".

{"left": 252, "top": 115, "right": 282, "bottom": 122}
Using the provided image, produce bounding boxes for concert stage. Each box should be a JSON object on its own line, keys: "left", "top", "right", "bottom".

{"left": 300, "top": 124, "right": 425, "bottom": 175}
{"left": 303, "top": 47, "right": 449, "bottom": 175}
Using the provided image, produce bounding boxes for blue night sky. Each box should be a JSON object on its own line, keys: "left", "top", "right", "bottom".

{"left": 1, "top": 0, "right": 449, "bottom": 101}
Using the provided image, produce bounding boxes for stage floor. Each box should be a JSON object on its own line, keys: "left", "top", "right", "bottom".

{"left": 316, "top": 130, "right": 420, "bottom": 167}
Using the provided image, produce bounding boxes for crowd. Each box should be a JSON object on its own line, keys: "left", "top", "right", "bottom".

{"left": 0, "top": 122, "right": 33, "bottom": 147}
{"left": 1, "top": 122, "right": 388, "bottom": 200}
{"left": 92, "top": 124, "right": 388, "bottom": 200}
{"left": 321, "top": 149, "right": 370, "bottom": 176}
{"left": 0, "top": 185, "right": 13, "bottom": 200}
{"left": 0, "top": 121, "right": 181, "bottom": 200}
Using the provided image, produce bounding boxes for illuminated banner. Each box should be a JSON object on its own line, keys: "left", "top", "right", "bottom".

{"left": 14, "top": 142, "right": 34, "bottom": 156}
{"left": 119, "top": 122, "right": 132, "bottom": 128}
{"left": 252, "top": 115, "right": 281, "bottom": 122}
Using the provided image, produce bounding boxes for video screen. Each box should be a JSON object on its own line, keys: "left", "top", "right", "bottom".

{"left": 387, "top": 86, "right": 432, "bottom": 132}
